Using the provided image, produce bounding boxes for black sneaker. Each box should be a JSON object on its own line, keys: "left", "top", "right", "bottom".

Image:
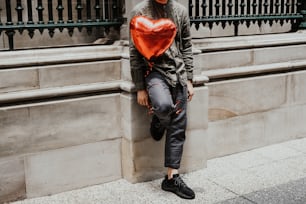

{"left": 161, "top": 174, "right": 195, "bottom": 199}
{"left": 150, "top": 115, "right": 165, "bottom": 141}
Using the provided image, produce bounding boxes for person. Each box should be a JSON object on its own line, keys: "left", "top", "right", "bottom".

{"left": 129, "top": 0, "right": 195, "bottom": 199}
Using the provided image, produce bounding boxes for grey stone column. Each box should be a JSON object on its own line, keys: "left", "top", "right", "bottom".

{"left": 176, "top": 0, "right": 188, "bottom": 9}
{"left": 121, "top": 86, "right": 208, "bottom": 183}
{"left": 120, "top": 0, "right": 143, "bottom": 40}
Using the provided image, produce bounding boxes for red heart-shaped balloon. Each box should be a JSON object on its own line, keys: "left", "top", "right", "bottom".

{"left": 130, "top": 16, "right": 177, "bottom": 61}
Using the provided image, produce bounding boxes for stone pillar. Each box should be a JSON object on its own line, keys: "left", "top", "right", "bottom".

{"left": 176, "top": 0, "right": 188, "bottom": 8}
{"left": 121, "top": 83, "right": 209, "bottom": 183}
{"left": 120, "top": 0, "right": 143, "bottom": 40}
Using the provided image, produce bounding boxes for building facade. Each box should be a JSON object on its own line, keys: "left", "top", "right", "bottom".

{"left": 0, "top": 0, "right": 306, "bottom": 203}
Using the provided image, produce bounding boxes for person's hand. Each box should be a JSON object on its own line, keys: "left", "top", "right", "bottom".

{"left": 187, "top": 80, "right": 194, "bottom": 101}
{"left": 137, "top": 90, "right": 149, "bottom": 106}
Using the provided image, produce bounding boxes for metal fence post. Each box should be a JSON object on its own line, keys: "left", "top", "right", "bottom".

{"left": 5, "top": 0, "right": 15, "bottom": 50}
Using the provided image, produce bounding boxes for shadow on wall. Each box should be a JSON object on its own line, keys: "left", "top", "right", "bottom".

{"left": 0, "top": 27, "right": 121, "bottom": 51}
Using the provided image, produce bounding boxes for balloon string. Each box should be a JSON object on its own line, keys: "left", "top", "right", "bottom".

{"left": 144, "top": 61, "right": 154, "bottom": 77}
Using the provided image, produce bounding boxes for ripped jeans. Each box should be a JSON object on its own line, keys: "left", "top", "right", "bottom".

{"left": 145, "top": 71, "right": 187, "bottom": 169}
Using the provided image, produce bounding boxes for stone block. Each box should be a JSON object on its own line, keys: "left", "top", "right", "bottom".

{"left": 0, "top": 108, "right": 33, "bottom": 156}
{"left": 120, "top": 93, "right": 151, "bottom": 142}
{"left": 0, "top": 45, "right": 121, "bottom": 69}
{"left": 254, "top": 45, "right": 306, "bottom": 65}
{"left": 187, "top": 86, "right": 208, "bottom": 130}
{"left": 39, "top": 61, "right": 121, "bottom": 88}
{"left": 210, "top": 23, "right": 235, "bottom": 38}
{"left": 176, "top": 0, "right": 188, "bottom": 9}
{"left": 122, "top": 129, "right": 207, "bottom": 183}
{"left": 121, "top": 138, "right": 137, "bottom": 182}
{"left": 206, "top": 103, "right": 306, "bottom": 160}
{"left": 190, "top": 22, "right": 234, "bottom": 39}
{"left": 238, "top": 21, "right": 290, "bottom": 36}
{"left": 0, "top": 68, "right": 39, "bottom": 94}
{"left": 121, "top": 58, "right": 132, "bottom": 81}
{"left": 0, "top": 157, "right": 26, "bottom": 203}
{"left": 0, "top": 33, "right": 4, "bottom": 50}
{"left": 207, "top": 74, "right": 287, "bottom": 121}
{"left": 121, "top": 87, "right": 208, "bottom": 141}
{"left": 194, "top": 49, "right": 253, "bottom": 71}
{"left": 120, "top": 94, "right": 133, "bottom": 141}
{"left": 0, "top": 94, "right": 121, "bottom": 157}
{"left": 286, "top": 104, "right": 306, "bottom": 139}
{"left": 262, "top": 108, "right": 292, "bottom": 145}
{"left": 25, "top": 139, "right": 122, "bottom": 198}
{"left": 125, "top": 0, "right": 143, "bottom": 21}
{"left": 290, "top": 71, "right": 306, "bottom": 105}
{"left": 123, "top": 137, "right": 165, "bottom": 183}
{"left": 180, "top": 129, "right": 207, "bottom": 173}
{"left": 206, "top": 112, "right": 265, "bottom": 159}
{"left": 13, "top": 28, "right": 98, "bottom": 50}
{"left": 121, "top": 87, "right": 208, "bottom": 183}
{"left": 260, "top": 21, "right": 291, "bottom": 34}
{"left": 238, "top": 22, "right": 261, "bottom": 36}
{"left": 120, "top": 23, "right": 129, "bottom": 41}
{"left": 190, "top": 24, "right": 211, "bottom": 39}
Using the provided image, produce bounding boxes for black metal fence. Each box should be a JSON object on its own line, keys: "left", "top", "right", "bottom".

{"left": 0, "top": 0, "right": 123, "bottom": 50}
{"left": 189, "top": 0, "right": 306, "bottom": 35}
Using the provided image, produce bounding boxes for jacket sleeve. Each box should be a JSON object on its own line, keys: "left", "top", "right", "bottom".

{"left": 180, "top": 7, "right": 194, "bottom": 81}
{"left": 129, "top": 11, "right": 147, "bottom": 91}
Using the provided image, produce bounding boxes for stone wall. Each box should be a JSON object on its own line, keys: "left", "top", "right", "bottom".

{"left": 206, "top": 72, "right": 306, "bottom": 159}
{"left": 0, "top": 44, "right": 208, "bottom": 203}
{"left": 2, "top": 32, "right": 306, "bottom": 203}
{"left": 1, "top": 1, "right": 306, "bottom": 202}
{"left": 0, "top": 95, "right": 123, "bottom": 200}
{"left": 192, "top": 31, "right": 306, "bottom": 159}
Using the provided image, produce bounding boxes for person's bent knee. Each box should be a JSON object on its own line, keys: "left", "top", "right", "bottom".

{"left": 154, "top": 102, "right": 174, "bottom": 118}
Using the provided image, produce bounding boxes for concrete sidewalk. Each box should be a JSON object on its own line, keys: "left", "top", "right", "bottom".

{"left": 10, "top": 137, "right": 306, "bottom": 204}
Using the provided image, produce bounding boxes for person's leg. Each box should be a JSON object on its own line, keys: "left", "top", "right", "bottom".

{"left": 167, "top": 168, "right": 179, "bottom": 179}
{"left": 164, "top": 84, "right": 187, "bottom": 171}
{"left": 146, "top": 73, "right": 188, "bottom": 170}
{"left": 145, "top": 72, "right": 175, "bottom": 139}
{"left": 145, "top": 72, "right": 195, "bottom": 199}
{"left": 161, "top": 84, "right": 195, "bottom": 200}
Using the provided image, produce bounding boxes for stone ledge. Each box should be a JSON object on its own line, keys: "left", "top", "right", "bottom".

{"left": 0, "top": 81, "right": 125, "bottom": 105}
{"left": 203, "top": 59, "right": 306, "bottom": 81}
{"left": 0, "top": 74, "right": 209, "bottom": 105}
{"left": 193, "top": 31, "right": 306, "bottom": 52}
{"left": 0, "top": 45, "right": 122, "bottom": 69}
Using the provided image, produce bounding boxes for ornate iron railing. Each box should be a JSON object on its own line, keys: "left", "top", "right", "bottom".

{"left": 189, "top": 0, "right": 305, "bottom": 35}
{"left": 0, "top": 0, "right": 123, "bottom": 50}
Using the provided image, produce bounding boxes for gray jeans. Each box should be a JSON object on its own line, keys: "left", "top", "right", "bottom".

{"left": 145, "top": 71, "right": 187, "bottom": 169}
